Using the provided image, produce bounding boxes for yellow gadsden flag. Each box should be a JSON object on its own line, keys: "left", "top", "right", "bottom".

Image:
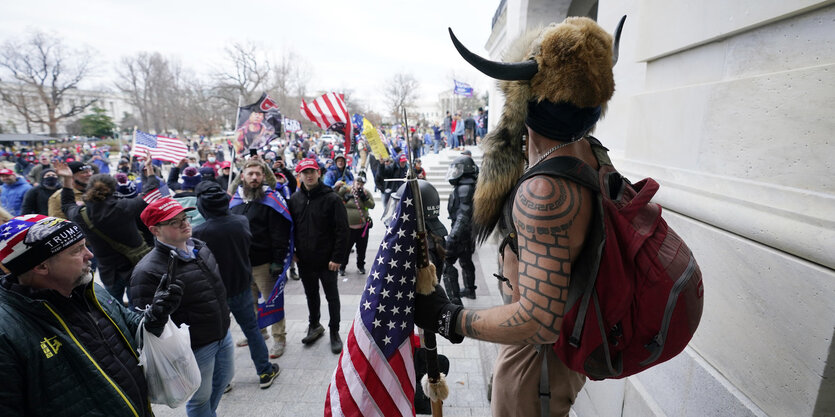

{"left": 362, "top": 117, "right": 389, "bottom": 160}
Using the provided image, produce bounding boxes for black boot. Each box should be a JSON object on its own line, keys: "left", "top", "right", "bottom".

{"left": 462, "top": 268, "right": 477, "bottom": 299}
{"left": 330, "top": 330, "right": 343, "bottom": 354}
{"left": 302, "top": 323, "right": 325, "bottom": 345}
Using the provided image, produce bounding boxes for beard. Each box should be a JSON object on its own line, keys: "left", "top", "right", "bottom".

{"left": 74, "top": 262, "right": 93, "bottom": 288}
{"left": 243, "top": 183, "right": 266, "bottom": 202}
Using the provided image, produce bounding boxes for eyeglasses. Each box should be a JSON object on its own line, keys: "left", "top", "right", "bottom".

{"left": 158, "top": 216, "right": 190, "bottom": 228}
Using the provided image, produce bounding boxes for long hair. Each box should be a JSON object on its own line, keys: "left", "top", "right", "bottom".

{"left": 83, "top": 174, "right": 116, "bottom": 203}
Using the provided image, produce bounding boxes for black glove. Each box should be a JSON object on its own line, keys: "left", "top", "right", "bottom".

{"left": 414, "top": 284, "right": 464, "bottom": 344}
{"left": 144, "top": 252, "right": 184, "bottom": 337}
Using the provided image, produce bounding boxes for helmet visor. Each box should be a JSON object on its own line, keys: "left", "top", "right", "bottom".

{"left": 446, "top": 164, "right": 463, "bottom": 181}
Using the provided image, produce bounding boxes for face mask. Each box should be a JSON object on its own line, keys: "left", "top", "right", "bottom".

{"left": 119, "top": 166, "right": 129, "bottom": 173}
{"left": 42, "top": 176, "right": 60, "bottom": 189}
{"left": 188, "top": 163, "right": 198, "bottom": 168}
{"left": 208, "top": 157, "right": 216, "bottom": 163}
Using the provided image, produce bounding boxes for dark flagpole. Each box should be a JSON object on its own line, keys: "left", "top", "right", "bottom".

{"left": 403, "top": 108, "right": 447, "bottom": 417}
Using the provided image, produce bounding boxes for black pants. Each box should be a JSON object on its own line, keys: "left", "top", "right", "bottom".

{"left": 298, "top": 262, "right": 341, "bottom": 332}
{"left": 341, "top": 227, "right": 370, "bottom": 271}
{"left": 445, "top": 249, "right": 475, "bottom": 290}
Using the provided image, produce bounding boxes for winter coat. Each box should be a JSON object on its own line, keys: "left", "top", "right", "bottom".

{"left": 323, "top": 165, "right": 354, "bottom": 188}
{"left": 337, "top": 185, "right": 375, "bottom": 228}
{"left": 0, "top": 278, "right": 150, "bottom": 417}
{"left": 1, "top": 176, "right": 32, "bottom": 216}
{"left": 129, "top": 239, "right": 230, "bottom": 349}
{"left": 192, "top": 208, "right": 253, "bottom": 297}
{"left": 288, "top": 182, "right": 349, "bottom": 267}
{"left": 21, "top": 184, "right": 60, "bottom": 215}
{"left": 229, "top": 188, "right": 292, "bottom": 268}
{"left": 61, "top": 186, "right": 150, "bottom": 287}
{"left": 48, "top": 186, "right": 83, "bottom": 219}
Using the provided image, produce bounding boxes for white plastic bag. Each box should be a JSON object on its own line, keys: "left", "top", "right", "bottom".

{"left": 136, "top": 318, "right": 201, "bottom": 408}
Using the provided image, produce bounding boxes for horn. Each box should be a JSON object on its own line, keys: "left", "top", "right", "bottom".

{"left": 448, "top": 28, "right": 539, "bottom": 81}
{"left": 612, "top": 15, "right": 626, "bottom": 66}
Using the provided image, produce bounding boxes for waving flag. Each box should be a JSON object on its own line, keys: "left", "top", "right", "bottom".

{"left": 131, "top": 130, "right": 189, "bottom": 163}
{"left": 236, "top": 93, "right": 283, "bottom": 153}
{"left": 301, "top": 92, "right": 351, "bottom": 152}
{"left": 326, "top": 184, "right": 417, "bottom": 417}
{"left": 453, "top": 80, "right": 473, "bottom": 97}
{"left": 229, "top": 186, "right": 294, "bottom": 328}
{"left": 282, "top": 118, "right": 302, "bottom": 133}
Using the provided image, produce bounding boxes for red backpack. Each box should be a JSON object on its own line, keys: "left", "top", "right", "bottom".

{"left": 506, "top": 137, "right": 703, "bottom": 380}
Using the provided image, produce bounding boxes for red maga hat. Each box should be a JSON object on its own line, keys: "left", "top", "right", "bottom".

{"left": 295, "top": 158, "right": 320, "bottom": 173}
{"left": 140, "top": 197, "right": 195, "bottom": 228}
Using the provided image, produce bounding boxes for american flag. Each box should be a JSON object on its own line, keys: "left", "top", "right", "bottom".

{"left": 131, "top": 130, "right": 189, "bottom": 163}
{"left": 326, "top": 183, "right": 417, "bottom": 417}
{"left": 300, "top": 92, "right": 352, "bottom": 152}
{"left": 0, "top": 214, "right": 47, "bottom": 262}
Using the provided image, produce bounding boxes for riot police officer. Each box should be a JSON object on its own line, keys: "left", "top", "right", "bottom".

{"left": 445, "top": 155, "right": 478, "bottom": 300}
{"left": 387, "top": 180, "right": 460, "bottom": 304}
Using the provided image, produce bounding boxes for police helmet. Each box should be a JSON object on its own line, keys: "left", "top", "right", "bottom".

{"left": 445, "top": 155, "right": 478, "bottom": 184}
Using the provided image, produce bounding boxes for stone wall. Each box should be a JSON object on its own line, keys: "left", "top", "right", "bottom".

{"left": 485, "top": 0, "right": 835, "bottom": 415}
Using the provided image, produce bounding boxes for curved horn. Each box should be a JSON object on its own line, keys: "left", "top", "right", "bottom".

{"left": 612, "top": 15, "right": 626, "bottom": 67}
{"left": 448, "top": 28, "right": 538, "bottom": 81}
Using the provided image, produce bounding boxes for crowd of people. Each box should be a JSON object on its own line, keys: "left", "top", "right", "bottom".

{"left": 0, "top": 123, "right": 487, "bottom": 416}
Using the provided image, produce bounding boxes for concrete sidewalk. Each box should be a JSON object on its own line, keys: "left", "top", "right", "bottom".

{"left": 150, "top": 149, "right": 502, "bottom": 416}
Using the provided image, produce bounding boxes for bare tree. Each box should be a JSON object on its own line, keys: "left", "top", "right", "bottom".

{"left": 384, "top": 72, "right": 420, "bottom": 125}
{"left": 212, "top": 41, "right": 272, "bottom": 112}
{"left": 115, "top": 52, "right": 178, "bottom": 132}
{"left": 0, "top": 31, "right": 96, "bottom": 135}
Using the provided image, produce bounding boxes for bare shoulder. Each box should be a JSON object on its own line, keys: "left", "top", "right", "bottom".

{"left": 512, "top": 175, "right": 584, "bottom": 231}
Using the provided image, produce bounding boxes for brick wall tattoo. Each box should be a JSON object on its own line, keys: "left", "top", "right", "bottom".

{"left": 503, "top": 176, "right": 582, "bottom": 344}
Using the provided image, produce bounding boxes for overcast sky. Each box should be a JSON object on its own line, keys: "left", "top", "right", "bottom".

{"left": 1, "top": 0, "right": 499, "bottom": 113}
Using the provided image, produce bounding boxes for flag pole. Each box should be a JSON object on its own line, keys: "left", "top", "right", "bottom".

{"left": 227, "top": 95, "right": 243, "bottom": 195}
{"left": 404, "top": 107, "right": 447, "bottom": 417}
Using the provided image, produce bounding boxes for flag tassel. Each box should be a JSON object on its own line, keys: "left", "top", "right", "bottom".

{"left": 421, "top": 372, "right": 449, "bottom": 404}
{"left": 416, "top": 263, "right": 437, "bottom": 295}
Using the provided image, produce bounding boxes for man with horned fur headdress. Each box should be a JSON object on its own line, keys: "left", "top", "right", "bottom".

{"left": 414, "top": 16, "right": 625, "bottom": 416}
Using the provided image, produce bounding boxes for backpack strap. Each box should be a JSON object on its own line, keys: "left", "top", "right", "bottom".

{"left": 80, "top": 207, "right": 150, "bottom": 265}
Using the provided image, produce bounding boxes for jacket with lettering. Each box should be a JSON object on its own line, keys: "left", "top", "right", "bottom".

{"left": 0, "top": 278, "right": 150, "bottom": 417}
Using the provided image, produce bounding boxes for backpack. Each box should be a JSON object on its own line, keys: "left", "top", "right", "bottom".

{"left": 503, "top": 136, "right": 704, "bottom": 380}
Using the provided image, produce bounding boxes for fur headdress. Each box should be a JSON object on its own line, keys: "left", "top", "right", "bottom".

{"left": 449, "top": 16, "right": 625, "bottom": 242}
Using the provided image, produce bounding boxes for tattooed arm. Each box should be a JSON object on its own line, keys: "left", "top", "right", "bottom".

{"left": 453, "top": 175, "right": 589, "bottom": 345}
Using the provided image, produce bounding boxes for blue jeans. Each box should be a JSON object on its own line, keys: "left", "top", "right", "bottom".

{"left": 227, "top": 290, "right": 271, "bottom": 375}
{"left": 186, "top": 331, "right": 234, "bottom": 417}
{"left": 450, "top": 134, "right": 460, "bottom": 149}
{"left": 433, "top": 139, "right": 441, "bottom": 153}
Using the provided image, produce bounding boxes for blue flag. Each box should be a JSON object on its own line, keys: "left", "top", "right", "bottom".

{"left": 454, "top": 80, "right": 473, "bottom": 97}
{"left": 229, "top": 187, "right": 294, "bottom": 328}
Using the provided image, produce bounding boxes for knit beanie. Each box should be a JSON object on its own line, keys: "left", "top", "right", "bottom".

{"left": 181, "top": 166, "right": 201, "bottom": 190}
{"left": 113, "top": 173, "right": 138, "bottom": 199}
{"left": 0, "top": 215, "right": 85, "bottom": 275}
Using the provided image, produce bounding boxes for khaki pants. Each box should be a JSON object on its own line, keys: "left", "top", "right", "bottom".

{"left": 491, "top": 344, "right": 586, "bottom": 417}
{"left": 250, "top": 263, "right": 286, "bottom": 342}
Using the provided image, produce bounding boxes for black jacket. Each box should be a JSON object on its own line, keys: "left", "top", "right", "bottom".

{"left": 447, "top": 176, "right": 476, "bottom": 252}
{"left": 289, "top": 182, "right": 349, "bottom": 266}
{"left": 229, "top": 193, "right": 291, "bottom": 267}
{"left": 0, "top": 278, "right": 150, "bottom": 416}
{"left": 21, "top": 184, "right": 60, "bottom": 215}
{"left": 192, "top": 209, "right": 253, "bottom": 297}
{"left": 129, "top": 239, "right": 230, "bottom": 349}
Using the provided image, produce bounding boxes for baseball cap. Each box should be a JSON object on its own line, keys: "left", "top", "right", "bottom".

{"left": 460, "top": 149, "right": 472, "bottom": 156}
{"left": 140, "top": 198, "right": 195, "bottom": 228}
{"left": 220, "top": 161, "right": 232, "bottom": 169}
{"left": 68, "top": 161, "right": 92, "bottom": 174}
{"left": 334, "top": 154, "right": 346, "bottom": 162}
{"left": 0, "top": 168, "right": 14, "bottom": 176}
{"left": 295, "top": 158, "right": 320, "bottom": 173}
{"left": 399, "top": 154, "right": 407, "bottom": 162}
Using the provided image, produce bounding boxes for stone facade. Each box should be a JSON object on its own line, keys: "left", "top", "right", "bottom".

{"left": 484, "top": 1, "right": 834, "bottom": 416}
